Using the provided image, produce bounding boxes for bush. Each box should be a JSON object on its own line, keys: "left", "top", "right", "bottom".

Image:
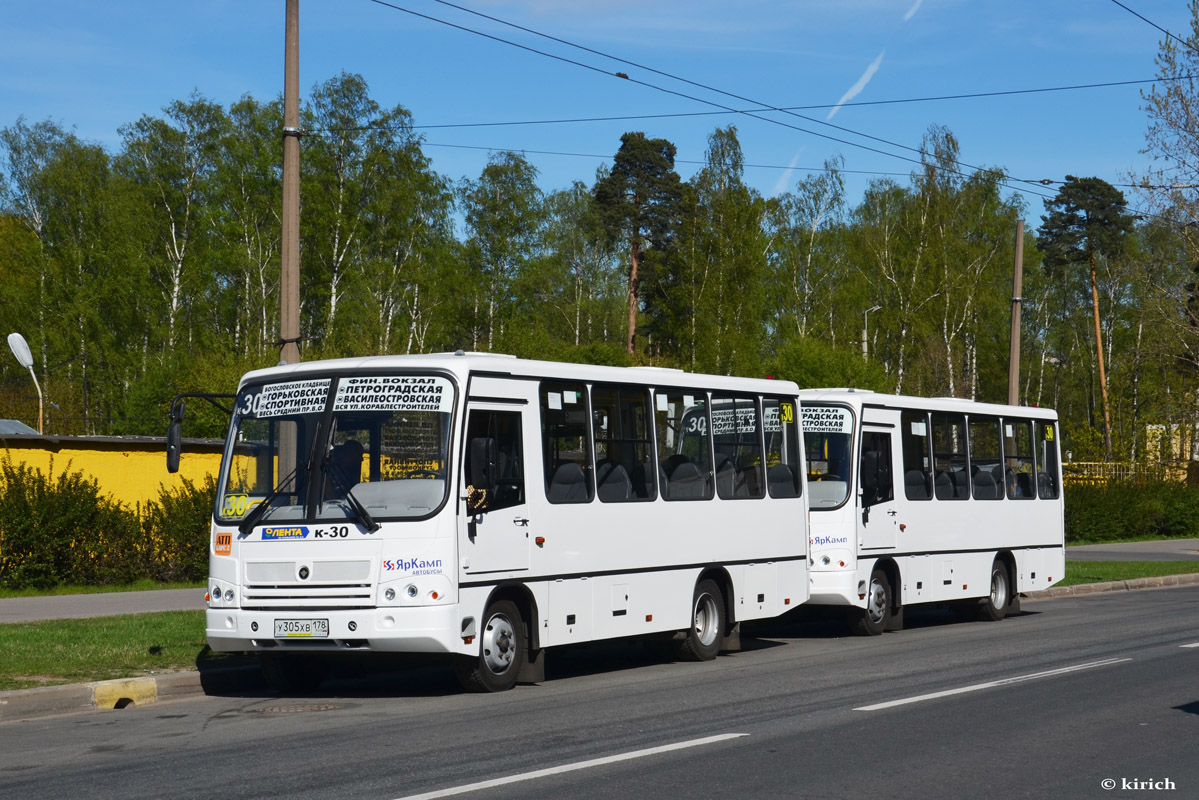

{"left": 0, "top": 454, "right": 216, "bottom": 590}
{"left": 0, "top": 455, "right": 141, "bottom": 589}
{"left": 140, "top": 475, "right": 217, "bottom": 582}
{"left": 1065, "top": 480, "right": 1199, "bottom": 543}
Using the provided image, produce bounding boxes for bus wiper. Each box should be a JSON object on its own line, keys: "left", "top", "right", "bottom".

{"left": 238, "top": 465, "right": 301, "bottom": 537}
{"left": 323, "top": 459, "right": 381, "bottom": 533}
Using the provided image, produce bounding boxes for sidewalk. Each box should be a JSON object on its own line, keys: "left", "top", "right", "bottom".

{"left": 0, "top": 587, "right": 203, "bottom": 624}
{"left": 1064, "top": 538, "right": 1199, "bottom": 562}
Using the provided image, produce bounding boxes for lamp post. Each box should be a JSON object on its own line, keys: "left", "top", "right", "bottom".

{"left": 7, "top": 332, "right": 43, "bottom": 434}
{"left": 862, "top": 304, "right": 881, "bottom": 360}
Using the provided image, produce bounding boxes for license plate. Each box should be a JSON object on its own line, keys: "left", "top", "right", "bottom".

{"left": 274, "top": 618, "right": 329, "bottom": 638}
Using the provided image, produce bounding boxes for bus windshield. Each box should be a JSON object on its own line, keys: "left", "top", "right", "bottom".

{"left": 801, "top": 404, "right": 854, "bottom": 508}
{"left": 217, "top": 374, "right": 456, "bottom": 525}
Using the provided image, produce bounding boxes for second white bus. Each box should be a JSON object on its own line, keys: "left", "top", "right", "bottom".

{"left": 799, "top": 389, "right": 1064, "bottom": 634}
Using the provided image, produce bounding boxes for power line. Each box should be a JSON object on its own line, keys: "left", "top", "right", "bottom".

{"left": 364, "top": 0, "right": 1055, "bottom": 200}
{"left": 1108, "top": 0, "right": 1199, "bottom": 57}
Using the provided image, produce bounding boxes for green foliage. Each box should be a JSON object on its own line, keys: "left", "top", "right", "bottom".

{"left": 0, "top": 456, "right": 215, "bottom": 589}
{"left": 0, "top": 455, "right": 140, "bottom": 589}
{"left": 1065, "top": 480, "right": 1199, "bottom": 543}
{"left": 767, "top": 337, "right": 890, "bottom": 392}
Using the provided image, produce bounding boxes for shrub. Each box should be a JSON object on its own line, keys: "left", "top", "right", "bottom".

{"left": 1065, "top": 480, "right": 1199, "bottom": 542}
{"left": 140, "top": 475, "right": 217, "bottom": 582}
{"left": 0, "top": 455, "right": 142, "bottom": 589}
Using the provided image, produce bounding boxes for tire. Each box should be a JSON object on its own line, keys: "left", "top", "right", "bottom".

{"left": 456, "top": 599, "right": 526, "bottom": 692}
{"left": 259, "top": 653, "right": 329, "bottom": 693}
{"left": 977, "top": 560, "right": 1010, "bottom": 622}
{"left": 674, "top": 579, "right": 725, "bottom": 661}
{"left": 851, "top": 568, "right": 891, "bottom": 636}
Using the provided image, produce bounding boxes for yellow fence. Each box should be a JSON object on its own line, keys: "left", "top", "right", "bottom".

{"left": 1, "top": 434, "right": 224, "bottom": 508}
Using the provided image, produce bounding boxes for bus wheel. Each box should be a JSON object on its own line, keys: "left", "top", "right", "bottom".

{"left": 977, "top": 560, "right": 1010, "bottom": 622}
{"left": 259, "top": 653, "right": 329, "bottom": 693}
{"left": 675, "top": 579, "right": 725, "bottom": 661}
{"left": 456, "top": 599, "right": 526, "bottom": 692}
{"left": 852, "top": 569, "right": 891, "bottom": 636}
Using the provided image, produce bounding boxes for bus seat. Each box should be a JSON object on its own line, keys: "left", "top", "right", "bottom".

{"left": 767, "top": 463, "right": 798, "bottom": 498}
{"left": 547, "top": 462, "right": 589, "bottom": 503}
{"left": 667, "top": 461, "right": 707, "bottom": 499}
{"left": 905, "top": 469, "right": 931, "bottom": 500}
{"left": 952, "top": 469, "right": 969, "bottom": 498}
{"left": 596, "top": 461, "right": 631, "bottom": 502}
{"left": 663, "top": 453, "right": 690, "bottom": 477}
{"left": 715, "top": 459, "right": 736, "bottom": 498}
{"left": 972, "top": 469, "right": 998, "bottom": 500}
{"left": 934, "top": 471, "right": 954, "bottom": 500}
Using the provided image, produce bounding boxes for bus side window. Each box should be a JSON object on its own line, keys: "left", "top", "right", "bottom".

{"left": 763, "top": 398, "right": 801, "bottom": 499}
{"left": 541, "top": 382, "right": 594, "bottom": 504}
{"left": 901, "top": 410, "right": 932, "bottom": 501}
{"left": 465, "top": 410, "right": 525, "bottom": 512}
{"left": 1036, "top": 421, "right": 1061, "bottom": 499}
{"left": 860, "top": 431, "right": 894, "bottom": 507}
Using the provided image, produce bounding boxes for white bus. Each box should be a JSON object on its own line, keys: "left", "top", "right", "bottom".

{"left": 799, "top": 389, "right": 1064, "bottom": 635}
{"left": 189, "top": 352, "right": 810, "bottom": 692}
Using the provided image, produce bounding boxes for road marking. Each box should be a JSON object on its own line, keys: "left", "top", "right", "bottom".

{"left": 391, "top": 733, "right": 750, "bottom": 800}
{"left": 1182, "top": 643, "right": 1199, "bottom": 648}
{"left": 854, "top": 657, "right": 1132, "bottom": 712}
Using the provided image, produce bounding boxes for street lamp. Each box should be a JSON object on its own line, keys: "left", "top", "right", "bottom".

{"left": 862, "top": 304, "right": 881, "bottom": 360}
{"left": 7, "top": 332, "right": 43, "bottom": 434}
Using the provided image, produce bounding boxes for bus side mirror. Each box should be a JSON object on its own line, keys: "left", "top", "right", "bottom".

{"left": 467, "top": 437, "right": 498, "bottom": 513}
{"left": 166, "top": 405, "right": 184, "bottom": 474}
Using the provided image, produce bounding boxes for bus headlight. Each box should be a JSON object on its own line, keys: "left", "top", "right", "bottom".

{"left": 224, "top": 588, "right": 235, "bottom": 603}
{"left": 384, "top": 587, "right": 396, "bottom": 601}
{"left": 406, "top": 584, "right": 418, "bottom": 598}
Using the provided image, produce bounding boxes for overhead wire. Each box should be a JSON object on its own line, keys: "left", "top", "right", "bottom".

{"left": 418, "top": 0, "right": 1058, "bottom": 197}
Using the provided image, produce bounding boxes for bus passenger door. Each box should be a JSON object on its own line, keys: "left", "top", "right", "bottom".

{"left": 460, "top": 391, "right": 536, "bottom": 575}
{"left": 858, "top": 425, "right": 897, "bottom": 551}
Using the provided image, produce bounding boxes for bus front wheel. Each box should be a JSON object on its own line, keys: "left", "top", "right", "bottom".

{"left": 852, "top": 568, "right": 891, "bottom": 636}
{"left": 456, "top": 599, "right": 526, "bottom": 692}
{"left": 675, "top": 579, "right": 725, "bottom": 661}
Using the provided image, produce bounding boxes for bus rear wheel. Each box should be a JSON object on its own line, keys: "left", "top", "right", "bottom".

{"left": 852, "top": 568, "right": 891, "bottom": 636}
{"left": 977, "top": 560, "right": 1010, "bottom": 622}
{"left": 456, "top": 599, "right": 526, "bottom": 692}
{"left": 675, "top": 579, "right": 725, "bottom": 661}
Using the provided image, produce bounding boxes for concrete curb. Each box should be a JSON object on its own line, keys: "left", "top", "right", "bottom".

{"left": 1023, "top": 571, "right": 1199, "bottom": 599}
{"left": 0, "top": 664, "right": 262, "bottom": 723}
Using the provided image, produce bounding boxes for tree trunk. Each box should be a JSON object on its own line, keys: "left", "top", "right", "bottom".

{"left": 1090, "top": 251, "right": 1114, "bottom": 459}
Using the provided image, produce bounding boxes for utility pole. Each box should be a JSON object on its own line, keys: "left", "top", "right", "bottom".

{"left": 280, "top": 0, "right": 301, "bottom": 368}
{"left": 278, "top": 0, "right": 301, "bottom": 487}
{"left": 1008, "top": 219, "right": 1024, "bottom": 406}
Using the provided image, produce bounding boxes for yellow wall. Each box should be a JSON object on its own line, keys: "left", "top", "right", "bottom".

{"left": 2, "top": 435, "right": 224, "bottom": 508}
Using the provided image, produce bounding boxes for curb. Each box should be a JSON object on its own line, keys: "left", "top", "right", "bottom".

{"left": 0, "top": 664, "right": 262, "bottom": 723}
{"left": 1023, "top": 571, "right": 1199, "bottom": 599}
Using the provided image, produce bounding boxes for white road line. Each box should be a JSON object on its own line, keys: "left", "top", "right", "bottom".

{"left": 854, "top": 657, "right": 1132, "bottom": 712}
{"left": 1182, "top": 642, "right": 1199, "bottom": 648}
{"left": 391, "top": 733, "right": 750, "bottom": 800}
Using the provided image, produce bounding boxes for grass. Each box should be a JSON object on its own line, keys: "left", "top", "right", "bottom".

{"left": 0, "top": 611, "right": 215, "bottom": 692}
{"left": 1059, "top": 560, "right": 1199, "bottom": 587}
{"left": 0, "top": 579, "right": 205, "bottom": 600}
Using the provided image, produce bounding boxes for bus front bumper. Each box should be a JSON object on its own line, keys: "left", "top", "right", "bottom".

{"left": 206, "top": 604, "right": 465, "bottom": 655}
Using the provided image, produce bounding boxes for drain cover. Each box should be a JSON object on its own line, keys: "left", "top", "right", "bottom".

{"left": 250, "top": 704, "right": 341, "bottom": 714}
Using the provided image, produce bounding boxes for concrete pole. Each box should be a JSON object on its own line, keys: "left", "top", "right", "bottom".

{"left": 1008, "top": 220, "right": 1024, "bottom": 407}
{"left": 280, "top": 0, "right": 301, "bottom": 368}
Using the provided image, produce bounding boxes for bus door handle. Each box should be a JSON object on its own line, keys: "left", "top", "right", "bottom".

{"left": 513, "top": 516, "right": 529, "bottom": 527}
{"left": 887, "top": 509, "right": 898, "bottom": 516}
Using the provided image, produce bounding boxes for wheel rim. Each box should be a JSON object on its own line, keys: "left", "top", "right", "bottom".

{"left": 693, "top": 592, "right": 720, "bottom": 647}
{"left": 482, "top": 612, "right": 517, "bottom": 674}
{"left": 990, "top": 567, "right": 1008, "bottom": 609}
{"left": 866, "top": 578, "right": 888, "bottom": 625}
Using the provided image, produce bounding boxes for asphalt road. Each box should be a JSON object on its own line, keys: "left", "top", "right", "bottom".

{"left": 2, "top": 586, "right": 1197, "bottom": 800}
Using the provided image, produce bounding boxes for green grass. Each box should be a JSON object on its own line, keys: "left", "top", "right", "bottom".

{"left": 0, "top": 611, "right": 213, "bottom": 692}
{"left": 0, "top": 580, "right": 205, "bottom": 600}
{"left": 1060, "top": 560, "right": 1199, "bottom": 587}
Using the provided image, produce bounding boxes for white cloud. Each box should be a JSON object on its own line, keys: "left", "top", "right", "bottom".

{"left": 904, "top": 0, "right": 923, "bottom": 21}
{"left": 772, "top": 150, "right": 805, "bottom": 196}
{"left": 826, "top": 50, "right": 885, "bottom": 121}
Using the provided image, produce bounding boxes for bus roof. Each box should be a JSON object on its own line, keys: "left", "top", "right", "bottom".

{"left": 238, "top": 351, "right": 799, "bottom": 395}
{"left": 797, "top": 388, "right": 1057, "bottom": 419}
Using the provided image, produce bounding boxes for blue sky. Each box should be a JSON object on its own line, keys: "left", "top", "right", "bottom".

{"left": 0, "top": 1, "right": 1190, "bottom": 217}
